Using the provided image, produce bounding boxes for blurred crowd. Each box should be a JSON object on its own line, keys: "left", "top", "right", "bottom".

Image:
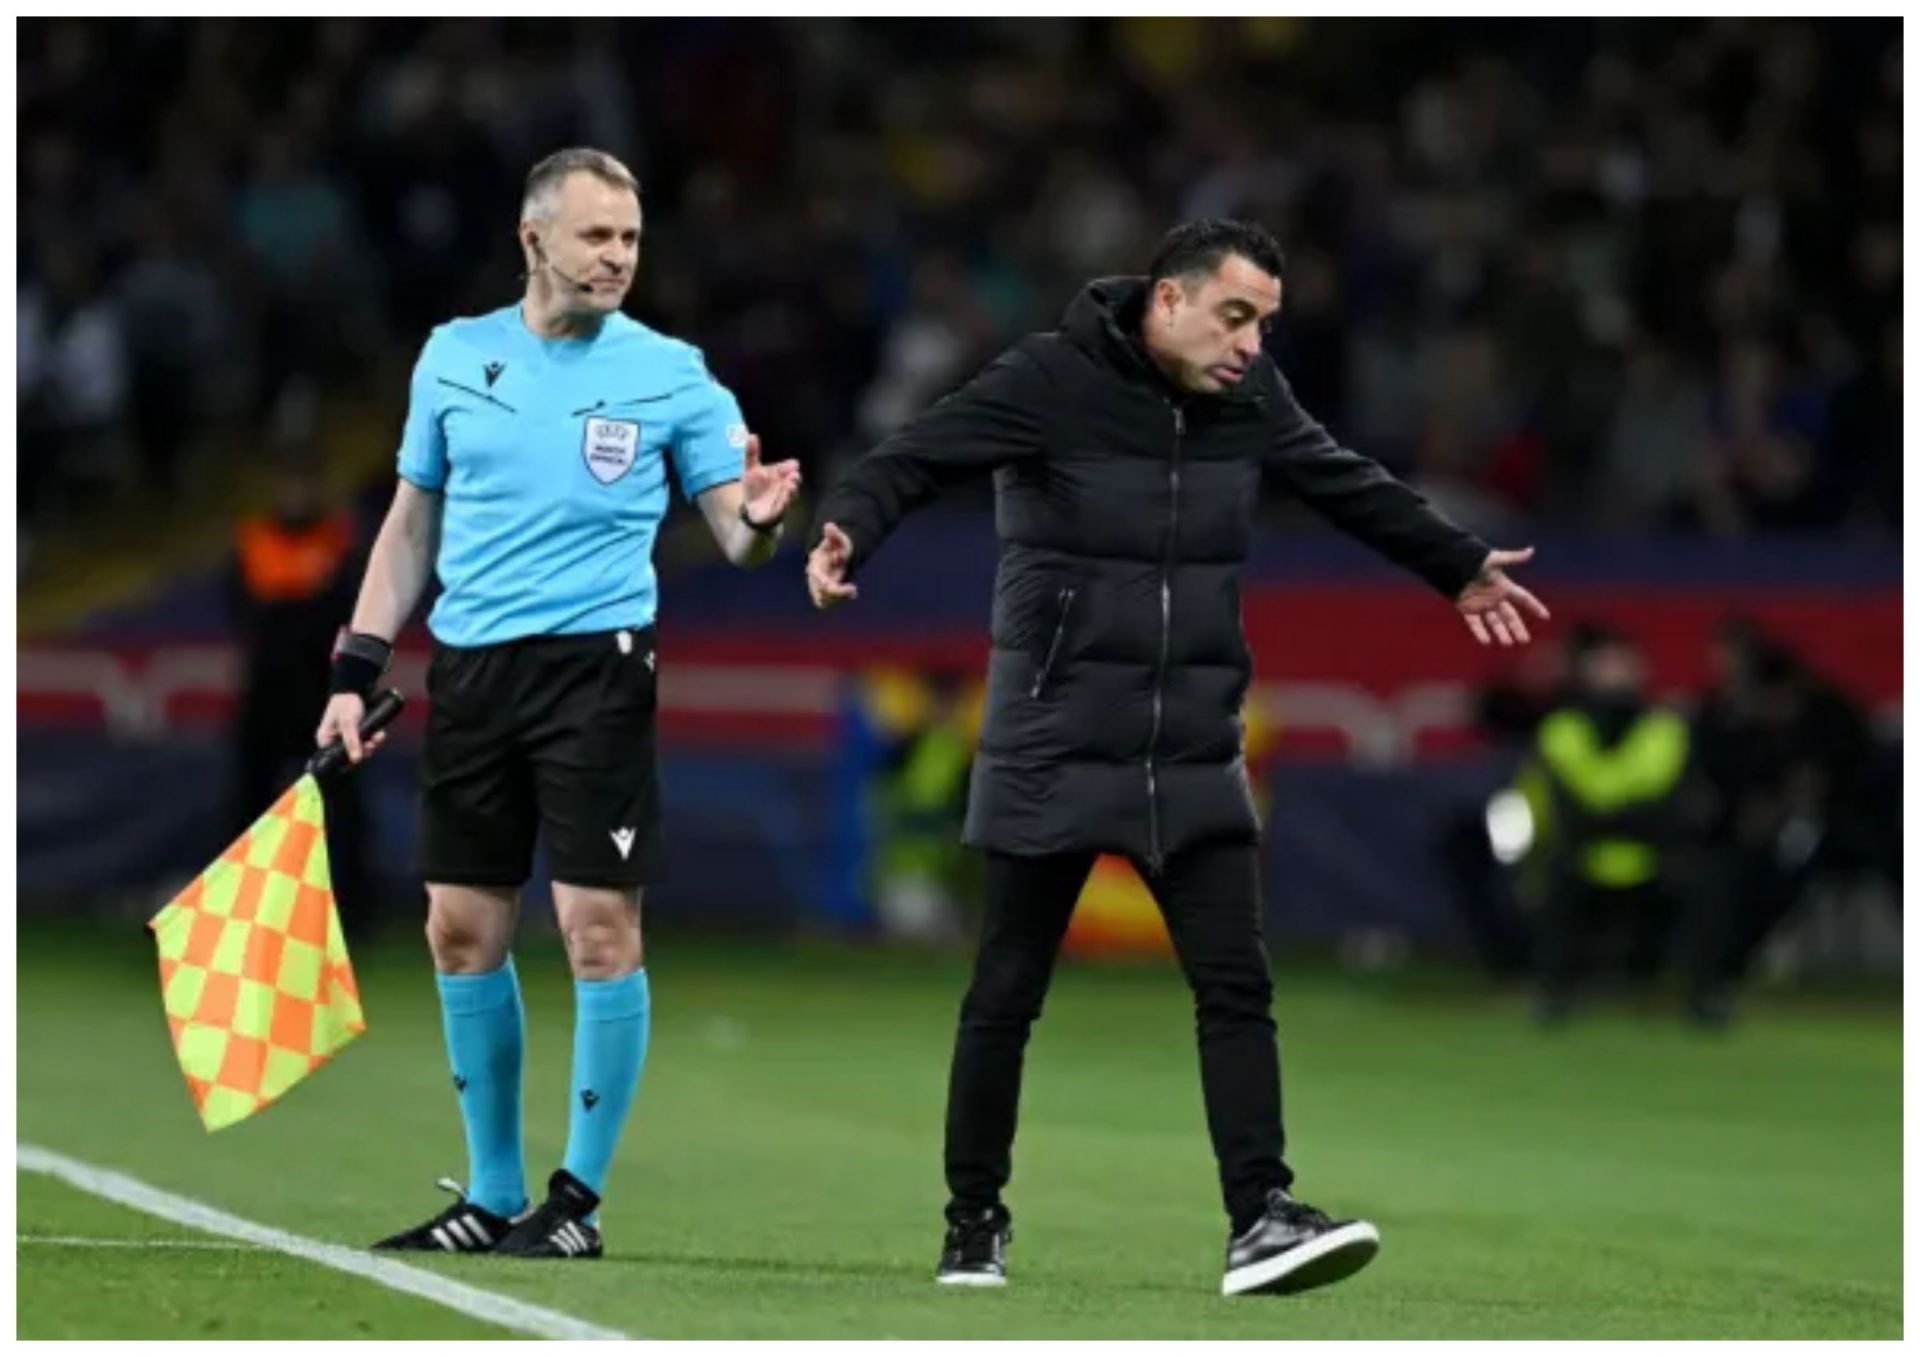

{"left": 1458, "top": 616, "right": 1900, "bottom": 1023}
{"left": 19, "top": 17, "right": 1902, "bottom": 555}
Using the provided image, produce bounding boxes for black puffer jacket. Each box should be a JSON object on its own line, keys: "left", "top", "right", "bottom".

{"left": 815, "top": 277, "right": 1490, "bottom": 866}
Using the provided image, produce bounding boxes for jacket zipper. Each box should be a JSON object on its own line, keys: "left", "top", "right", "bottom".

{"left": 1029, "top": 586, "right": 1077, "bottom": 699}
{"left": 1146, "top": 404, "right": 1183, "bottom": 875}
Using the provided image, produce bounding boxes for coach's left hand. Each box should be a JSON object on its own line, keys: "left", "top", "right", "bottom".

{"left": 1456, "top": 547, "right": 1551, "bottom": 647}
{"left": 743, "top": 433, "right": 802, "bottom": 527}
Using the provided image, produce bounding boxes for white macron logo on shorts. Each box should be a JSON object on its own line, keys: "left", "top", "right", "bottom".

{"left": 610, "top": 827, "right": 637, "bottom": 860}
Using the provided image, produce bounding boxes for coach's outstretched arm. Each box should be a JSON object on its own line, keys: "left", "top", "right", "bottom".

{"left": 315, "top": 478, "right": 444, "bottom": 762}
{"left": 1262, "top": 368, "right": 1550, "bottom": 648}
{"left": 806, "top": 341, "right": 1050, "bottom": 609}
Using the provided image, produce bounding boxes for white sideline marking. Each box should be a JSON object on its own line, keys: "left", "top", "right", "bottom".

{"left": 17, "top": 1145, "right": 633, "bottom": 1341}
{"left": 22, "top": 1234, "right": 261, "bottom": 1251}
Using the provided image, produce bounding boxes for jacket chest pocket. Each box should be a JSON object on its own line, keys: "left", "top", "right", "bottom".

{"left": 1029, "top": 586, "right": 1078, "bottom": 699}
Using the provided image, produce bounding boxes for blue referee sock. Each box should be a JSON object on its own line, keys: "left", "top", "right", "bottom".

{"left": 562, "top": 969, "right": 651, "bottom": 1206}
{"left": 436, "top": 959, "right": 528, "bottom": 1220}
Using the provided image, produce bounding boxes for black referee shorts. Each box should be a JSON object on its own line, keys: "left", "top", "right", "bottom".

{"left": 419, "top": 627, "right": 664, "bottom": 889}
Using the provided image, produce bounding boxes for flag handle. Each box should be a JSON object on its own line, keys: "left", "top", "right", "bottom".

{"left": 307, "top": 688, "right": 407, "bottom": 779}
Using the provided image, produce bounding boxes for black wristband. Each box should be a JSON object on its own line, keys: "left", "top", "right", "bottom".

{"left": 739, "top": 500, "right": 783, "bottom": 535}
{"left": 330, "top": 630, "right": 393, "bottom": 697}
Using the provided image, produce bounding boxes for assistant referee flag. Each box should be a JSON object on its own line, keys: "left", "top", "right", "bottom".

{"left": 146, "top": 689, "right": 403, "bottom": 1130}
{"left": 148, "top": 773, "right": 366, "bottom": 1131}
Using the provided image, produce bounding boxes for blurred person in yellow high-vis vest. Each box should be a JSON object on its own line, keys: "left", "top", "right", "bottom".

{"left": 1514, "top": 627, "right": 1689, "bottom": 1024}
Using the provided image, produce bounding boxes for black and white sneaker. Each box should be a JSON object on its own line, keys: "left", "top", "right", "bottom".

{"left": 494, "top": 1169, "right": 604, "bottom": 1260}
{"left": 936, "top": 1205, "right": 1012, "bottom": 1287}
{"left": 1221, "top": 1188, "right": 1380, "bottom": 1297}
{"left": 371, "top": 1177, "right": 525, "bottom": 1253}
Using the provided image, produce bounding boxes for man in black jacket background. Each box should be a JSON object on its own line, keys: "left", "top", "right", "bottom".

{"left": 808, "top": 220, "right": 1549, "bottom": 1297}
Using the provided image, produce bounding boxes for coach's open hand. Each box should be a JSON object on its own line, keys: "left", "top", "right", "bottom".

{"left": 742, "top": 433, "right": 801, "bottom": 527}
{"left": 806, "top": 522, "right": 859, "bottom": 609}
{"left": 1456, "top": 547, "right": 1551, "bottom": 647}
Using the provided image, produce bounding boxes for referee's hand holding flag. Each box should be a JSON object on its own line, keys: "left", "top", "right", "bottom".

{"left": 311, "top": 687, "right": 407, "bottom": 776}
{"left": 317, "top": 629, "right": 401, "bottom": 764}
{"left": 316, "top": 689, "right": 393, "bottom": 766}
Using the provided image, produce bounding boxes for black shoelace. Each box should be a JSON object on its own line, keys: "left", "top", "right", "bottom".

{"left": 946, "top": 1218, "right": 1008, "bottom": 1264}
{"left": 1270, "top": 1191, "right": 1333, "bottom": 1232}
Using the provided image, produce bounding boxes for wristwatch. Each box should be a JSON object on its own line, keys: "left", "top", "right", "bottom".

{"left": 740, "top": 501, "right": 783, "bottom": 534}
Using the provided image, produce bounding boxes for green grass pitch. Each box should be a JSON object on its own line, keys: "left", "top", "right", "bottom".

{"left": 16, "top": 921, "right": 1900, "bottom": 1339}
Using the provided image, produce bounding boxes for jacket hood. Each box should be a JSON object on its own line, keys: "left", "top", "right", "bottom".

{"left": 1062, "top": 275, "right": 1153, "bottom": 372}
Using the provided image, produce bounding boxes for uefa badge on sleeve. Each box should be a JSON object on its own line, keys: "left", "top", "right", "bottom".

{"left": 583, "top": 416, "right": 640, "bottom": 484}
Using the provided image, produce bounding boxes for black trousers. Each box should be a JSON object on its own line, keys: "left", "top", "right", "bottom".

{"left": 944, "top": 841, "right": 1293, "bottom": 1231}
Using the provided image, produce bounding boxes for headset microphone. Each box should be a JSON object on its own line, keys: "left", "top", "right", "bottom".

{"left": 531, "top": 236, "right": 597, "bottom": 295}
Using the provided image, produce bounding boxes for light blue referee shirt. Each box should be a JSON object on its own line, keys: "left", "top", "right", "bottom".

{"left": 397, "top": 304, "right": 747, "bottom": 647}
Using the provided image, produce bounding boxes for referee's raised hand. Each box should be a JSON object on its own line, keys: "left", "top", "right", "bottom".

{"left": 742, "top": 433, "right": 801, "bottom": 527}
{"left": 806, "top": 522, "right": 859, "bottom": 610}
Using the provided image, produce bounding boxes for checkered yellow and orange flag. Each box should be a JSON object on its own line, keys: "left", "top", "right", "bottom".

{"left": 148, "top": 772, "right": 366, "bottom": 1131}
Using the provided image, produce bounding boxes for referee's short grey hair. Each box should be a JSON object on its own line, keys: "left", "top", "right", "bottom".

{"left": 521, "top": 148, "right": 641, "bottom": 224}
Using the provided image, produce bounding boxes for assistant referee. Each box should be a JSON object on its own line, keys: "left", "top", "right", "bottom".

{"left": 317, "top": 148, "right": 800, "bottom": 1259}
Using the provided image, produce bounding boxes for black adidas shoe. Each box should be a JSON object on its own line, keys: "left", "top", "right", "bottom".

{"left": 494, "top": 1169, "right": 604, "bottom": 1259}
{"left": 936, "top": 1204, "right": 1012, "bottom": 1287}
{"left": 371, "top": 1177, "right": 525, "bottom": 1253}
{"left": 1221, "top": 1188, "right": 1380, "bottom": 1297}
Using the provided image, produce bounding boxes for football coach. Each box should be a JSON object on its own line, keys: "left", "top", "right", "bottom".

{"left": 807, "top": 219, "right": 1548, "bottom": 1297}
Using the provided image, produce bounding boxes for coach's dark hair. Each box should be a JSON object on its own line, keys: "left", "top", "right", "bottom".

{"left": 1146, "top": 219, "right": 1285, "bottom": 286}
{"left": 522, "top": 147, "right": 640, "bottom": 221}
